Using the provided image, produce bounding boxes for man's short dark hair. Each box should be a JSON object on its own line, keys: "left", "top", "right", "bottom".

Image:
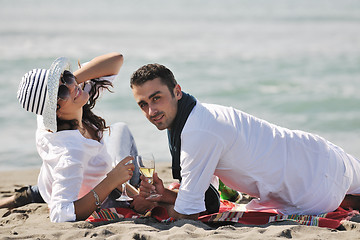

{"left": 130, "top": 63, "right": 178, "bottom": 96}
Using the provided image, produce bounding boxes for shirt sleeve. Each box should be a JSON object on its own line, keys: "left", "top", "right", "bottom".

{"left": 174, "top": 130, "right": 224, "bottom": 215}
{"left": 48, "top": 145, "right": 90, "bottom": 222}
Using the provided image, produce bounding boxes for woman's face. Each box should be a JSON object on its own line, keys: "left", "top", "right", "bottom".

{"left": 56, "top": 73, "right": 89, "bottom": 120}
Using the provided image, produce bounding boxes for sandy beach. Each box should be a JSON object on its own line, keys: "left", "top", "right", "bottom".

{"left": 1, "top": 162, "right": 360, "bottom": 240}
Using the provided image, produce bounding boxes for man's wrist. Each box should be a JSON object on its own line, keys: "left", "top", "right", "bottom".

{"left": 158, "top": 188, "right": 177, "bottom": 204}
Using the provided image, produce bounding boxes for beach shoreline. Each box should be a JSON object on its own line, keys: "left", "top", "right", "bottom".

{"left": 1, "top": 162, "right": 360, "bottom": 239}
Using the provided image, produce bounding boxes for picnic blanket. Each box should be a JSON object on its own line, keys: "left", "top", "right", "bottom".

{"left": 86, "top": 200, "right": 357, "bottom": 230}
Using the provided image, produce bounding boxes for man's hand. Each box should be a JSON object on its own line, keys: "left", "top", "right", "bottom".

{"left": 137, "top": 173, "right": 200, "bottom": 220}
{"left": 139, "top": 172, "right": 165, "bottom": 201}
{"left": 130, "top": 195, "right": 156, "bottom": 214}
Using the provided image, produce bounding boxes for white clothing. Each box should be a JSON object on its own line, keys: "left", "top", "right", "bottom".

{"left": 36, "top": 122, "right": 136, "bottom": 222}
{"left": 35, "top": 73, "right": 138, "bottom": 222}
{"left": 174, "top": 102, "right": 360, "bottom": 215}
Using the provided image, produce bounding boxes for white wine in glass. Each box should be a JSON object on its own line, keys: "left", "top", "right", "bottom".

{"left": 139, "top": 167, "right": 155, "bottom": 183}
{"left": 136, "top": 154, "right": 161, "bottom": 198}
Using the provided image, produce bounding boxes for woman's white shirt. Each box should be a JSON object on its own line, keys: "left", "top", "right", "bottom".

{"left": 35, "top": 72, "right": 117, "bottom": 222}
{"left": 36, "top": 128, "right": 112, "bottom": 222}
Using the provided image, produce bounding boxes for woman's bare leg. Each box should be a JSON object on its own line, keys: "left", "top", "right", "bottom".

{"left": 0, "top": 195, "right": 16, "bottom": 209}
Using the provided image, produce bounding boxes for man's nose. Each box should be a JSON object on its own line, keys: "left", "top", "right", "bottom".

{"left": 148, "top": 104, "right": 157, "bottom": 116}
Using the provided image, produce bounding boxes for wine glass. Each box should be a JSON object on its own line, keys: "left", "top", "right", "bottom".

{"left": 136, "top": 153, "right": 162, "bottom": 199}
{"left": 115, "top": 157, "right": 133, "bottom": 202}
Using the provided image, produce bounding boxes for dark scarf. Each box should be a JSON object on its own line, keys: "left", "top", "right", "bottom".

{"left": 167, "top": 91, "right": 197, "bottom": 180}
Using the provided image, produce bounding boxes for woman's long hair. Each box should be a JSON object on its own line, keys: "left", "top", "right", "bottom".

{"left": 56, "top": 79, "right": 113, "bottom": 142}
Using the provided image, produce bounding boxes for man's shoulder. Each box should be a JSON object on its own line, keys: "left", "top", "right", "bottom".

{"left": 185, "top": 102, "right": 237, "bottom": 133}
{"left": 186, "top": 102, "right": 211, "bottom": 126}
{"left": 190, "top": 102, "right": 236, "bottom": 121}
{"left": 196, "top": 102, "right": 235, "bottom": 112}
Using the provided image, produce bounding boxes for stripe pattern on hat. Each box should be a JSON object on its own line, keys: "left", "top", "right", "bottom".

{"left": 17, "top": 69, "right": 49, "bottom": 115}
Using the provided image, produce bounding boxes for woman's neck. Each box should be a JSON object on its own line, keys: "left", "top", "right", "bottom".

{"left": 79, "top": 120, "right": 98, "bottom": 141}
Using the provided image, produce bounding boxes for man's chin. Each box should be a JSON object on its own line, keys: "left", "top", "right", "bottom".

{"left": 153, "top": 122, "right": 167, "bottom": 131}
{"left": 155, "top": 125, "right": 167, "bottom": 131}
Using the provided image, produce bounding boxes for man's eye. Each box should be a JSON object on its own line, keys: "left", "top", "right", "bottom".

{"left": 153, "top": 96, "right": 160, "bottom": 101}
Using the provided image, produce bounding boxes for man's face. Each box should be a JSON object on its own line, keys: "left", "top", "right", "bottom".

{"left": 132, "top": 78, "right": 182, "bottom": 130}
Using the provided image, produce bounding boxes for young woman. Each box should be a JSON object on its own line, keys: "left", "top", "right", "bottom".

{"left": 14, "top": 52, "right": 138, "bottom": 222}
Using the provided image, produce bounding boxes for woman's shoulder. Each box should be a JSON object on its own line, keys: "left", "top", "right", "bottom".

{"left": 36, "top": 128, "right": 84, "bottom": 147}
{"left": 36, "top": 129, "right": 103, "bottom": 162}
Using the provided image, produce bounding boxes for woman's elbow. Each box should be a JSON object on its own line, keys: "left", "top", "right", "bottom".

{"left": 108, "top": 53, "right": 124, "bottom": 75}
{"left": 49, "top": 204, "right": 76, "bottom": 223}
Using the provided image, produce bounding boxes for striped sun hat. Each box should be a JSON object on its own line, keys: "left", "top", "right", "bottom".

{"left": 17, "top": 57, "right": 71, "bottom": 132}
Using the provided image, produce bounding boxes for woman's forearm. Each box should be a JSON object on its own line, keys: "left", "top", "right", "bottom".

{"left": 73, "top": 174, "right": 118, "bottom": 221}
{"left": 73, "top": 52, "right": 124, "bottom": 84}
{"left": 73, "top": 156, "right": 134, "bottom": 221}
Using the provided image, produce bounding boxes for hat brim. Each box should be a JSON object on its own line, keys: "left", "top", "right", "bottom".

{"left": 42, "top": 57, "right": 71, "bottom": 132}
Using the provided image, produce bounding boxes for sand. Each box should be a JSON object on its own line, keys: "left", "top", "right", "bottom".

{"left": 1, "top": 162, "right": 360, "bottom": 240}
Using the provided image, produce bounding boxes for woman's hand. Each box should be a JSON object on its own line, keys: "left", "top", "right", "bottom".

{"left": 107, "top": 156, "right": 134, "bottom": 188}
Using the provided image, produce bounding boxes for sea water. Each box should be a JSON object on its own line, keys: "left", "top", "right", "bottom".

{"left": 0, "top": 0, "right": 360, "bottom": 170}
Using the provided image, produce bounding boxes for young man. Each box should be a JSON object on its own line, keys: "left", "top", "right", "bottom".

{"left": 130, "top": 63, "right": 360, "bottom": 220}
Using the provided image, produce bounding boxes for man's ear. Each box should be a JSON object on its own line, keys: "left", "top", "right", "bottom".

{"left": 174, "top": 84, "right": 182, "bottom": 100}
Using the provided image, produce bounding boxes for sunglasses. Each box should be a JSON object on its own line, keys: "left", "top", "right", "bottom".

{"left": 57, "top": 70, "right": 76, "bottom": 101}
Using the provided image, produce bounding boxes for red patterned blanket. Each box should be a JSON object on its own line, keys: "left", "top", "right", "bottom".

{"left": 86, "top": 200, "right": 357, "bottom": 230}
